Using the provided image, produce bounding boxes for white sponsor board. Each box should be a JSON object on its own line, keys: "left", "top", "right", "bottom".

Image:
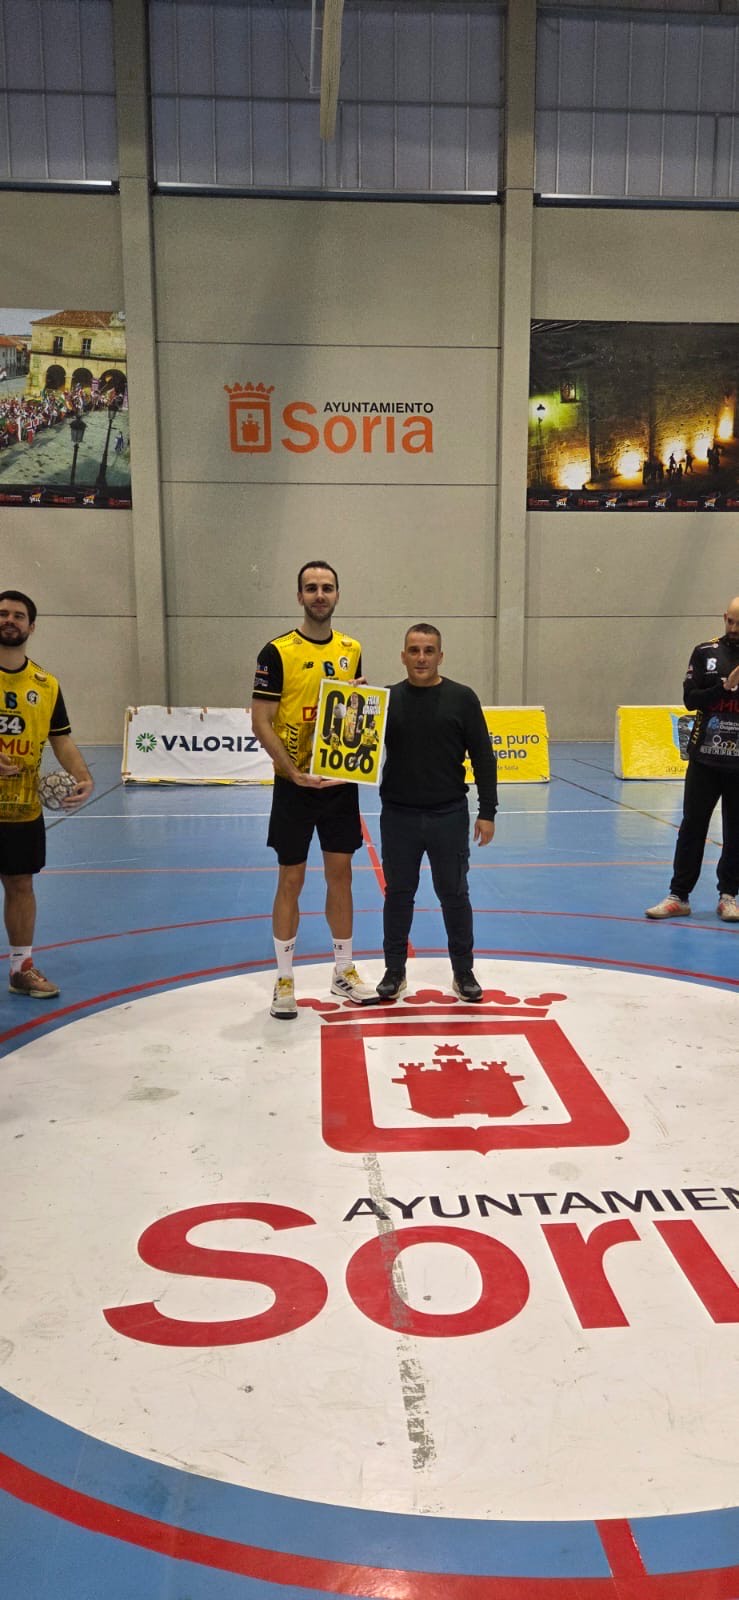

{"left": 122, "top": 706, "right": 273, "bottom": 783}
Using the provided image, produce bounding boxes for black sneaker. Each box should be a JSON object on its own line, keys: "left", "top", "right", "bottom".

{"left": 452, "top": 970, "right": 483, "bottom": 1003}
{"left": 376, "top": 968, "right": 407, "bottom": 1000}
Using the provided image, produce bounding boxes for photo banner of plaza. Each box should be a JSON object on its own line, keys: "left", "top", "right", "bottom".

{"left": 527, "top": 320, "right": 739, "bottom": 513}
{"left": 0, "top": 309, "right": 131, "bottom": 510}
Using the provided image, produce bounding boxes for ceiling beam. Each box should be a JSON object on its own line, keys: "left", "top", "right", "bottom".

{"left": 319, "top": 0, "right": 345, "bottom": 141}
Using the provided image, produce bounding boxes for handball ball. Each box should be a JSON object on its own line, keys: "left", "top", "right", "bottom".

{"left": 38, "top": 770, "right": 78, "bottom": 810}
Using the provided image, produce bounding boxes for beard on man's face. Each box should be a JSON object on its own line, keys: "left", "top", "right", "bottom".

{"left": 0, "top": 622, "right": 30, "bottom": 645}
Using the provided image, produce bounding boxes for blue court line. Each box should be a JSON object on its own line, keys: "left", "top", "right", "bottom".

{"left": 3, "top": 1492, "right": 377, "bottom": 1600}
{"left": 0, "top": 1390, "right": 609, "bottom": 1577}
{"left": 632, "top": 1505, "right": 739, "bottom": 1572}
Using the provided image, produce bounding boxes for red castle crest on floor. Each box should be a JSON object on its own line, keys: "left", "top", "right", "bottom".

{"left": 310, "top": 987, "right": 630, "bottom": 1155}
{"left": 393, "top": 1042, "right": 526, "bottom": 1120}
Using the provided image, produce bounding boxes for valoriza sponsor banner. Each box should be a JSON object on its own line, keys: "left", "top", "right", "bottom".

{"left": 122, "top": 707, "right": 273, "bottom": 784}
{"left": 614, "top": 705, "right": 693, "bottom": 780}
{"left": 464, "top": 706, "right": 550, "bottom": 784}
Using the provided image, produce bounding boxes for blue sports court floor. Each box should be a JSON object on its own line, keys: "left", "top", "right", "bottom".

{"left": 1, "top": 743, "right": 738, "bottom": 1600}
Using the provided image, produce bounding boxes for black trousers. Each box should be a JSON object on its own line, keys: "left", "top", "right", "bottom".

{"left": 380, "top": 798, "right": 473, "bottom": 969}
{"left": 670, "top": 760, "right": 739, "bottom": 899}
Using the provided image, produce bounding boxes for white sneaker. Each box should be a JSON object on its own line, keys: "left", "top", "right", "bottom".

{"left": 645, "top": 895, "right": 691, "bottom": 920}
{"left": 717, "top": 894, "right": 739, "bottom": 923}
{"left": 270, "top": 976, "right": 298, "bottom": 1020}
{"left": 330, "top": 964, "right": 383, "bottom": 1005}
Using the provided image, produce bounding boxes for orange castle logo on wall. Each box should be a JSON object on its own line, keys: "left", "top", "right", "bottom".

{"left": 225, "top": 381, "right": 434, "bottom": 456}
{"left": 225, "top": 382, "right": 275, "bottom": 453}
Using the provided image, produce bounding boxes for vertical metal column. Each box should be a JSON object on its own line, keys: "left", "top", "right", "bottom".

{"left": 494, "top": 0, "right": 536, "bottom": 704}
{"left": 113, "top": 0, "right": 168, "bottom": 702}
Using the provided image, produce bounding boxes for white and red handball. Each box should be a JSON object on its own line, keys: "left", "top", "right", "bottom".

{"left": 38, "top": 770, "right": 78, "bottom": 810}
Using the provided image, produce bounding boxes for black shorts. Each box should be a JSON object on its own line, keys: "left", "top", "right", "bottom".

{"left": 267, "top": 776, "right": 363, "bottom": 866}
{"left": 0, "top": 814, "right": 46, "bottom": 876}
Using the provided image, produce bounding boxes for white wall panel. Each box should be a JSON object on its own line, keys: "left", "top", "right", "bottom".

{"left": 356, "top": 615, "right": 494, "bottom": 705}
{"left": 158, "top": 341, "right": 496, "bottom": 488}
{"left": 30, "top": 616, "right": 138, "bottom": 743}
{"left": 169, "top": 614, "right": 494, "bottom": 710}
{"left": 162, "top": 482, "right": 495, "bottom": 622}
{"left": 1, "top": 512, "right": 134, "bottom": 616}
{"left": 153, "top": 198, "right": 499, "bottom": 348}
{"left": 533, "top": 208, "right": 739, "bottom": 322}
{"left": 525, "top": 616, "right": 727, "bottom": 743}
{"left": 0, "top": 192, "right": 123, "bottom": 302}
{"left": 527, "top": 515, "right": 739, "bottom": 622}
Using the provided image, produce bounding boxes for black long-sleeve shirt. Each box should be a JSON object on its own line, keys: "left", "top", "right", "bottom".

{"left": 380, "top": 677, "right": 498, "bottom": 819}
{"left": 683, "top": 634, "right": 739, "bottom": 769}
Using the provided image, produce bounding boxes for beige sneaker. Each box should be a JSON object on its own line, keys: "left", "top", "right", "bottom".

{"left": 270, "top": 975, "right": 297, "bottom": 1020}
{"left": 9, "top": 961, "right": 60, "bottom": 998}
{"left": 645, "top": 895, "right": 690, "bottom": 920}
{"left": 330, "top": 965, "right": 383, "bottom": 1005}
{"left": 717, "top": 894, "right": 739, "bottom": 923}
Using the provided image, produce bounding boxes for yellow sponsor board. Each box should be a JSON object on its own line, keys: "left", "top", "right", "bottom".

{"left": 310, "top": 681, "right": 389, "bottom": 786}
{"left": 463, "top": 707, "right": 550, "bottom": 784}
{"left": 614, "top": 705, "right": 694, "bottom": 780}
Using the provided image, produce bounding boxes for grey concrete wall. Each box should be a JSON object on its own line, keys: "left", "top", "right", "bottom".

{"left": 155, "top": 196, "right": 500, "bottom": 702}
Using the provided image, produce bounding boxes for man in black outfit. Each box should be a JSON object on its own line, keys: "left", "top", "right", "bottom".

{"left": 646, "top": 597, "right": 739, "bottom": 922}
{"left": 377, "top": 624, "right": 498, "bottom": 1002}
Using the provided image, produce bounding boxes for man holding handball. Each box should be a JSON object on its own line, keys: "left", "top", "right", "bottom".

{"left": 0, "top": 590, "right": 93, "bottom": 997}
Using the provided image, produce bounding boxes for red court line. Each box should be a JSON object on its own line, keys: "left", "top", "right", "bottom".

{"left": 43, "top": 859, "right": 684, "bottom": 874}
{"left": 3, "top": 1452, "right": 739, "bottom": 1599}
{"left": 472, "top": 908, "right": 725, "bottom": 932}
{"left": 465, "top": 947, "right": 739, "bottom": 990}
{"left": 2, "top": 948, "right": 737, "bottom": 1052}
{"left": 596, "top": 1521, "right": 647, "bottom": 1580}
{"left": 361, "top": 815, "right": 386, "bottom": 891}
{"left": 0, "top": 962, "right": 267, "bottom": 1047}
{"left": 0, "top": 904, "right": 727, "bottom": 964}
{"left": 360, "top": 814, "right": 416, "bottom": 959}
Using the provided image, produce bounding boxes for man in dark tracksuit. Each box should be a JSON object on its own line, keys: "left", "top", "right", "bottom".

{"left": 646, "top": 597, "right": 739, "bottom": 922}
{"left": 377, "top": 623, "right": 498, "bottom": 1001}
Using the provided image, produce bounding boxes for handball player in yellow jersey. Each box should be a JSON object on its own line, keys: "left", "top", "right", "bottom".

{"left": 251, "top": 561, "right": 380, "bottom": 1019}
{"left": 0, "top": 590, "right": 93, "bottom": 997}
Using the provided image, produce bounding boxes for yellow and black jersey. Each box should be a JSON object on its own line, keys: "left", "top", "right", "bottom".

{"left": 253, "top": 628, "right": 362, "bottom": 773}
{"left": 0, "top": 657, "right": 71, "bottom": 821}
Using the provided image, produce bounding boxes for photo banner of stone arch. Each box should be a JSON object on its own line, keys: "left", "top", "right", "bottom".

{"left": 527, "top": 320, "right": 739, "bottom": 513}
{"left": 0, "top": 308, "right": 131, "bottom": 509}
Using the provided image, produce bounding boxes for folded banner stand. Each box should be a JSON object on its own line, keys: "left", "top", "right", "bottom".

{"left": 614, "top": 706, "right": 693, "bottom": 779}
{"left": 122, "top": 708, "right": 273, "bottom": 783}
{"left": 464, "top": 707, "right": 550, "bottom": 784}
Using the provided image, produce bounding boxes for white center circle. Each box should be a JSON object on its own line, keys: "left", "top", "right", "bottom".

{"left": 2, "top": 958, "right": 738, "bottom": 1520}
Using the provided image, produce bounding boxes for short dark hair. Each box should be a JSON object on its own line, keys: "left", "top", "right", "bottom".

{"left": 0, "top": 589, "right": 36, "bottom": 624}
{"left": 405, "top": 622, "right": 441, "bottom": 647}
{"left": 297, "top": 560, "right": 339, "bottom": 592}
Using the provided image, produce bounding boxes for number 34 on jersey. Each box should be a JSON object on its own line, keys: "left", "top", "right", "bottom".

{"left": 309, "top": 681, "right": 389, "bottom": 786}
